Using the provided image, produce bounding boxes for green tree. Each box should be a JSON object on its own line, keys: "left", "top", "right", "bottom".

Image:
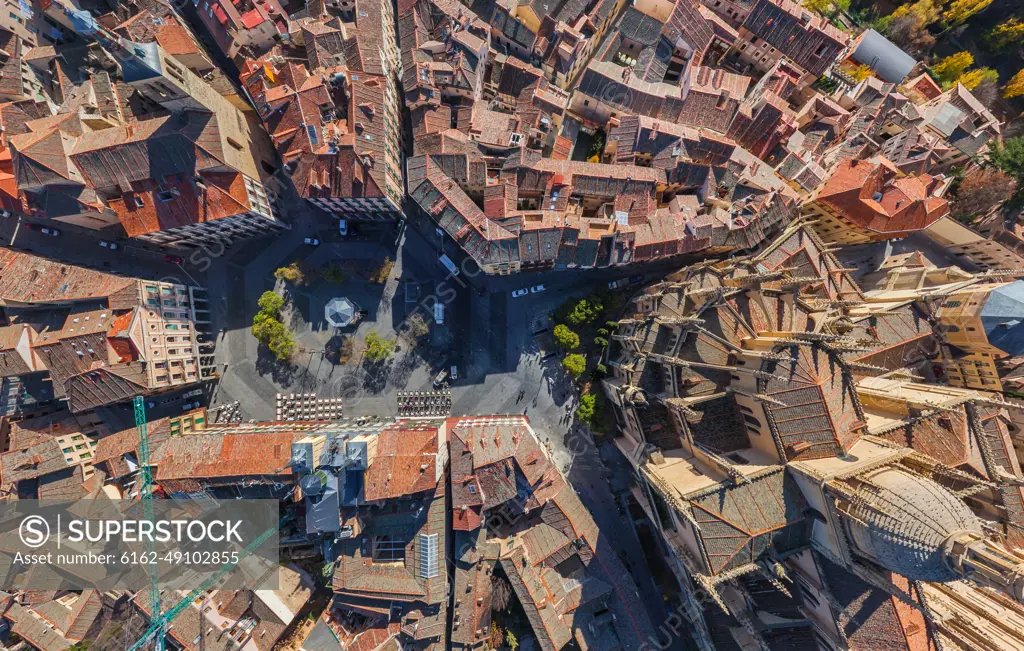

{"left": 364, "top": 330, "right": 394, "bottom": 361}
{"left": 566, "top": 299, "right": 602, "bottom": 325}
{"left": 957, "top": 67, "right": 997, "bottom": 90}
{"left": 257, "top": 290, "right": 284, "bottom": 315}
{"left": 932, "top": 52, "right": 974, "bottom": 85}
{"left": 251, "top": 310, "right": 294, "bottom": 361}
{"left": 587, "top": 132, "right": 605, "bottom": 160}
{"left": 562, "top": 354, "right": 586, "bottom": 379}
{"left": 593, "top": 336, "right": 609, "bottom": 348}
{"left": 576, "top": 393, "right": 597, "bottom": 425}
{"left": 942, "top": 0, "right": 992, "bottom": 27}
{"left": 506, "top": 630, "right": 519, "bottom": 651}
{"left": 985, "top": 18, "right": 1024, "bottom": 51}
{"left": 553, "top": 324, "right": 580, "bottom": 350}
{"left": 251, "top": 311, "right": 281, "bottom": 342}
{"left": 322, "top": 263, "right": 345, "bottom": 284}
{"left": 605, "top": 321, "right": 619, "bottom": 330}
{"left": 990, "top": 138, "right": 1024, "bottom": 183}
{"left": 267, "top": 328, "right": 295, "bottom": 360}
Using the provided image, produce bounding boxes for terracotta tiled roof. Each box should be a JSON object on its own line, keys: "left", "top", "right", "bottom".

{"left": 363, "top": 425, "right": 438, "bottom": 501}
{"left": 0, "top": 249, "right": 138, "bottom": 305}
{"left": 152, "top": 430, "right": 302, "bottom": 480}
{"left": 816, "top": 157, "right": 949, "bottom": 238}
{"left": 109, "top": 171, "right": 254, "bottom": 237}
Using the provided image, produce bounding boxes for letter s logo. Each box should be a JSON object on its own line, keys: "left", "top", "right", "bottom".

{"left": 19, "top": 516, "right": 49, "bottom": 548}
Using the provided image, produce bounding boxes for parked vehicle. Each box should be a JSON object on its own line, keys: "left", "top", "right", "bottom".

{"left": 99, "top": 241, "right": 118, "bottom": 249}
{"left": 512, "top": 288, "right": 529, "bottom": 298}
{"left": 304, "top": 237, "right": 320, "bottom": 246}
{"left": 530, "top": 285, "right": 546, "bottom": 294}
{"left": 164, "top": 255, "right": 183, "bottom": 264}
{"left": 39, "top": 227, "right": 60, "bottom": 236}
{"left": 338, "top": 219, "right": 349, "bottom": 236}
{"left": 434, "top": 303, "right": 444, "bottom": 325}
{"left": 608, "top": 279, "right": 625, "bottom": 289}
{"left": 439, "top": 253, "right": 459, "bottom": 276}
{"left": 0, "top": 209, "right": 12, "bottom": 218}
{"left": 432, "top": 369, "right": 449, "bottom": 387}
{"left": 629, "top": 275, "right": 645, "bottom": 285}
{"left": 449, "top": 365, "right": 458, "bottom": 381}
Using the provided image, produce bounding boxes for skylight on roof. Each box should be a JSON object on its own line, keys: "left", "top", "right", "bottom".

{"left": 418, "top": 533, "right": 438, "bottom": 578}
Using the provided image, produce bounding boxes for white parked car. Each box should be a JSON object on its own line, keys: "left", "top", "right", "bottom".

{"left": 512, "top": 288, "right": 529, "bottom": 298}
{"left": 99, "top": 240, "right": 118, "bottom": 249}
{"left": 304, "top": 237, "right": 320, "bottom": 246}
{"left": 0, "top": 209, "right": 11, "bottom": 218}
{"left": 449, "top": 365, "right": 458, "bottom": 381}
{"left": 530, "top": 285, "right": 546, "bottom": 294}
{"left": 432, "top": 369, "right": 449, "bottom": 387}
{"left": 41, "top": 227, "right": 60, "bottom": 236}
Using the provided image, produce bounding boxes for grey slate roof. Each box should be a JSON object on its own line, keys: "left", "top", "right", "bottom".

{"left": 851, "top": 29, "right": 916, "bottom": 83}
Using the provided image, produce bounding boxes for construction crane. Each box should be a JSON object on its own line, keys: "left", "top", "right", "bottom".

{"left": 127, "top": 521, "right": 284, "bottom": 651}
{"left": 128, "top": 395, "right": 290, "bottom": 650}
{"left": 132, "top": 396, "right": 163, "bottom": 651}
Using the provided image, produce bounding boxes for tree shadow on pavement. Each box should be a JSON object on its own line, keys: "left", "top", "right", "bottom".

{"left": 255, "top": 348, "right": 300, "bottom": 387}
{"left": 388, "top": 351, "right": 422, "bottom": 390}
{"left": 361, "top": 357, "right": 392, "bottom": 394}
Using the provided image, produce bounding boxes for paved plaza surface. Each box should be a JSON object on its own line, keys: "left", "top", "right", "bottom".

{"left": 1, "top": 195, "right": 686, "bottom": 645}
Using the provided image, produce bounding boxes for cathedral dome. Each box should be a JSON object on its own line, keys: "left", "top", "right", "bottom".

{"left": 842, "top": 467, "right": 982, "bottom": 581}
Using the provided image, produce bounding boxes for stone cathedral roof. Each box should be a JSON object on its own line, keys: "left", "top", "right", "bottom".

{"left": 842, "top": 467, "right": 982, "bottom": 581}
